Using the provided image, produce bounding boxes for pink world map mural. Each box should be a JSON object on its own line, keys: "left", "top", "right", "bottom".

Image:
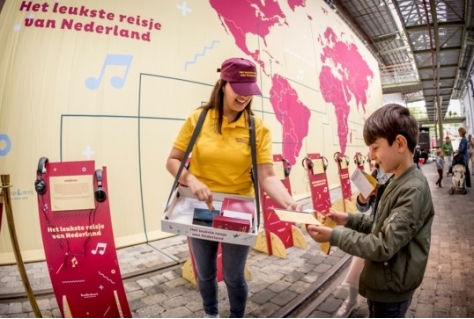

{"left": 210, "top": 0, "right": 374, "bottom": 163}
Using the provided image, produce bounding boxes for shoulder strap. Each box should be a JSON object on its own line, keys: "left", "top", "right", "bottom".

{"left": 249, "top": 115, "right": 261, "bottom": 230}
{"left": 165, "top": 109, "right": 208, "bottom": 211}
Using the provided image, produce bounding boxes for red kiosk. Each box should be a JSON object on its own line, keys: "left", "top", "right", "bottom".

{"left": 254, "top": 154, "right": 306, "bottom": 258}
{"left": 302, "top": 154, "right": 331, "bottom": 214}
{"left": 353, "top": 152, "right": 365, "bottom": 171}
{"left": 302, "top": 153, "right": 336, "bottom": 253}
{"left": 35, "top": 158, "right": 131, "bottom": 318}
{"left": 367, "top": 152, "right": 376, "bottom": 172}
{"left": 332, "top": 152, "right": 357, "bottom": 213}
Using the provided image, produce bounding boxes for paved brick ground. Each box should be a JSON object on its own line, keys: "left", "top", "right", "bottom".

{"left": 0, "top": 162, "right": 472, "bottom": 318}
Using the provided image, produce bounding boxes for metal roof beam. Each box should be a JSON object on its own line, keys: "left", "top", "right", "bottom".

{"left": 413, "top": 47, "right": 462, "bottom": 55}
{"left": 421, "top": 77, "right": 456, "bottom": 82}
{"left": 405, "top": 21, "right": 464, "bottom": 32}
{"left": 382, "top": 81, "right": 420, "bottom": 89}
{"left": 373, "top": 32, "right": 399, "bottom": 44}
{"left": 452, "top": 0, "right": 474, "bottom": 99}
{"left": 418, "top": 64, "right": 458, "bottom": 71}
{"left": 418, "top": 117, "right": 466, "bottom": 125}
{"left": 378, "top": 46, "right": 410, "bottom": 55}
{"left": 381, "top": 62, "right": 414, "bottom": 69}
{"left": 423, "top": 94, "right": 452, "bottom": 98}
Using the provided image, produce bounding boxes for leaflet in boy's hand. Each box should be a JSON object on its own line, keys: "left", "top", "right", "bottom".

{"left": 274, "top": 209, "right": 322, "bottom": 225}
{"left": 350, "top": 169, "right": 377, "bottom": 199}
{"left": 316, "top": 212, "right": 337, "bottom": 255}
{"left": 318, "top": 212, "right": 337, "bottom": 229}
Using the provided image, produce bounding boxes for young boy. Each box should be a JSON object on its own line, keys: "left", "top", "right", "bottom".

{"left": 307, "top": 104, "right": 435, "bottom": 318}
{"left": 435, "top": 149, "right": 445, "bottom": 187}
{"left": 333, "top": 164, "right": 393, "bottom": 318}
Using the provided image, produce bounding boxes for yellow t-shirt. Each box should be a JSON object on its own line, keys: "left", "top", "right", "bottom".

{"left": 173, "top": 108, "right": 273, "bottom": 196}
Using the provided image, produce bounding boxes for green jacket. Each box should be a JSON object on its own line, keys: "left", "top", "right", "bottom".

{"left": 442, "top": 142, "right": 453, "bottom": 156}
{"left": 330, "top": 165, "right": 434, "bottom": 302}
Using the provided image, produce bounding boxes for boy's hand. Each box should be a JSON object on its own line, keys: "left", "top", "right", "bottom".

{"left": 306, "top": 225, "right": 332, "bottom": 243}
{"left": 327, "top": 209, "right": 349, "bottom": 226}
{"left": 358, "top": 187, "right": 377, "bottom": 204}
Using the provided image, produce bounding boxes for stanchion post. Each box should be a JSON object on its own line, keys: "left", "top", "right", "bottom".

{"left": 1, "top": 175, "right": 42, "bottom": 318}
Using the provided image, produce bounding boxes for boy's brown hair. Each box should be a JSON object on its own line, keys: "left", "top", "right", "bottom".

{"left": 363, "top": 103, "right": 419, "bottom": 153}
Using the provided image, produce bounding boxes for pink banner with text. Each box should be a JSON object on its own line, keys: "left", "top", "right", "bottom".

{"left": 35, "top": 159, "right": 131, "bottom": 318}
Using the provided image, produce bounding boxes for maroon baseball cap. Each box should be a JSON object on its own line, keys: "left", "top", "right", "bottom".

{"left": 218, "top": 58, "right": 262, "bottom": 96}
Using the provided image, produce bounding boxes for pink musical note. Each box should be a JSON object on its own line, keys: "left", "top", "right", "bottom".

{"left": 85, "top": 54, "right": 133, "bottom": 90}
{"left": 91, "top": 242, "right": 107, "bottom": 255}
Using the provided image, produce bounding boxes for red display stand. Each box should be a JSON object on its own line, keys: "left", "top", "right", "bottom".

{"left": 254, "top": 155, "right": 306, "bottom": 258}
{"left": 302, "top": 154, "right": 331, "bottom": 214}
{"left": 333, "top": 152, "right": 357, "bottom": 213}
{"left": 302, "top": 153, "right": 338, "bottom": 254}
{"left": 353, "top": 152, "right": 365, "bottom": 171}
{"left": 367, "top": 152, "right": 376, "bottom": 172}
{"left": 334, "top": 152, "right": 352, "bottom": 208}
{"left": 35, "top": 159, "right": 131, "bottom": 318}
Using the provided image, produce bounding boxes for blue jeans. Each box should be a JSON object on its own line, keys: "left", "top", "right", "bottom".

{"left": 189, "top": 238, "right": 250, "bottom": 318}
{"left": 368, "top": 298, "right": 412, "bottom": 318}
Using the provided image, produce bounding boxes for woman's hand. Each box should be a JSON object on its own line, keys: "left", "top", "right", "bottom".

{"left": 287, "top": 201, "right": 303, "bottom": 211}
{"left": 186, "top": 175, "right": 213, "bottom": 205}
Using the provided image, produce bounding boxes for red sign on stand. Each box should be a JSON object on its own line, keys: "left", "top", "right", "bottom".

{"left": 333, "top": 152, "right": 352, "bottom": 211}
{"left": 259, "top": 154, "right": 295, "bottom": 255}
{"left": 35, "top": 159, "right": 131, "bottom": 318}
{"left": 303, "top": 154, "right": 331, "bottom": 214}
{"left": 353, "top": 152, "right": 365, "bottom": 171}
{"left": 367, "top": 152, "right": 375, "bottom": 172}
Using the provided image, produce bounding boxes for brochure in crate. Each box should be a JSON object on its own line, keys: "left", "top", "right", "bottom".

{"left": 162, "top": 186, "right": 258, "bottom": 246}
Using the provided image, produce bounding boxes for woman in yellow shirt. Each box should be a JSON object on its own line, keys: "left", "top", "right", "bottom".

{"left": 166, "top": 57, "right": 301, "bottom": 318}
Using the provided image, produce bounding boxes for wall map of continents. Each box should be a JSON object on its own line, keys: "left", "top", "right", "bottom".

{"left": 210, "top": 0, "right": 374, "bottom": 161}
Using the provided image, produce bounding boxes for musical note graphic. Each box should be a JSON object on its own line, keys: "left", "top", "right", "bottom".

{"left": 71, "top": 257, "right": 78, "bottom": 267}
{"left": 85, "top": 54, "right": 133, "bottom": 90}
{"left": 91, "top": 242, "right": 107, "bottom": 255}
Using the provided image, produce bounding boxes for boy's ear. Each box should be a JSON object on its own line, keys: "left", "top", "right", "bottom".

{"left": 395, "top": 134, "right": 408, "bottom": 151}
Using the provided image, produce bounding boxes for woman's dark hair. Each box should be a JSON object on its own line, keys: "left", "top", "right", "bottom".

{"left": 363, "top": 103, "right": 419, "bottom": 153}
{"left": 200, "top": 80, "right": 254, "bottom": 134}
